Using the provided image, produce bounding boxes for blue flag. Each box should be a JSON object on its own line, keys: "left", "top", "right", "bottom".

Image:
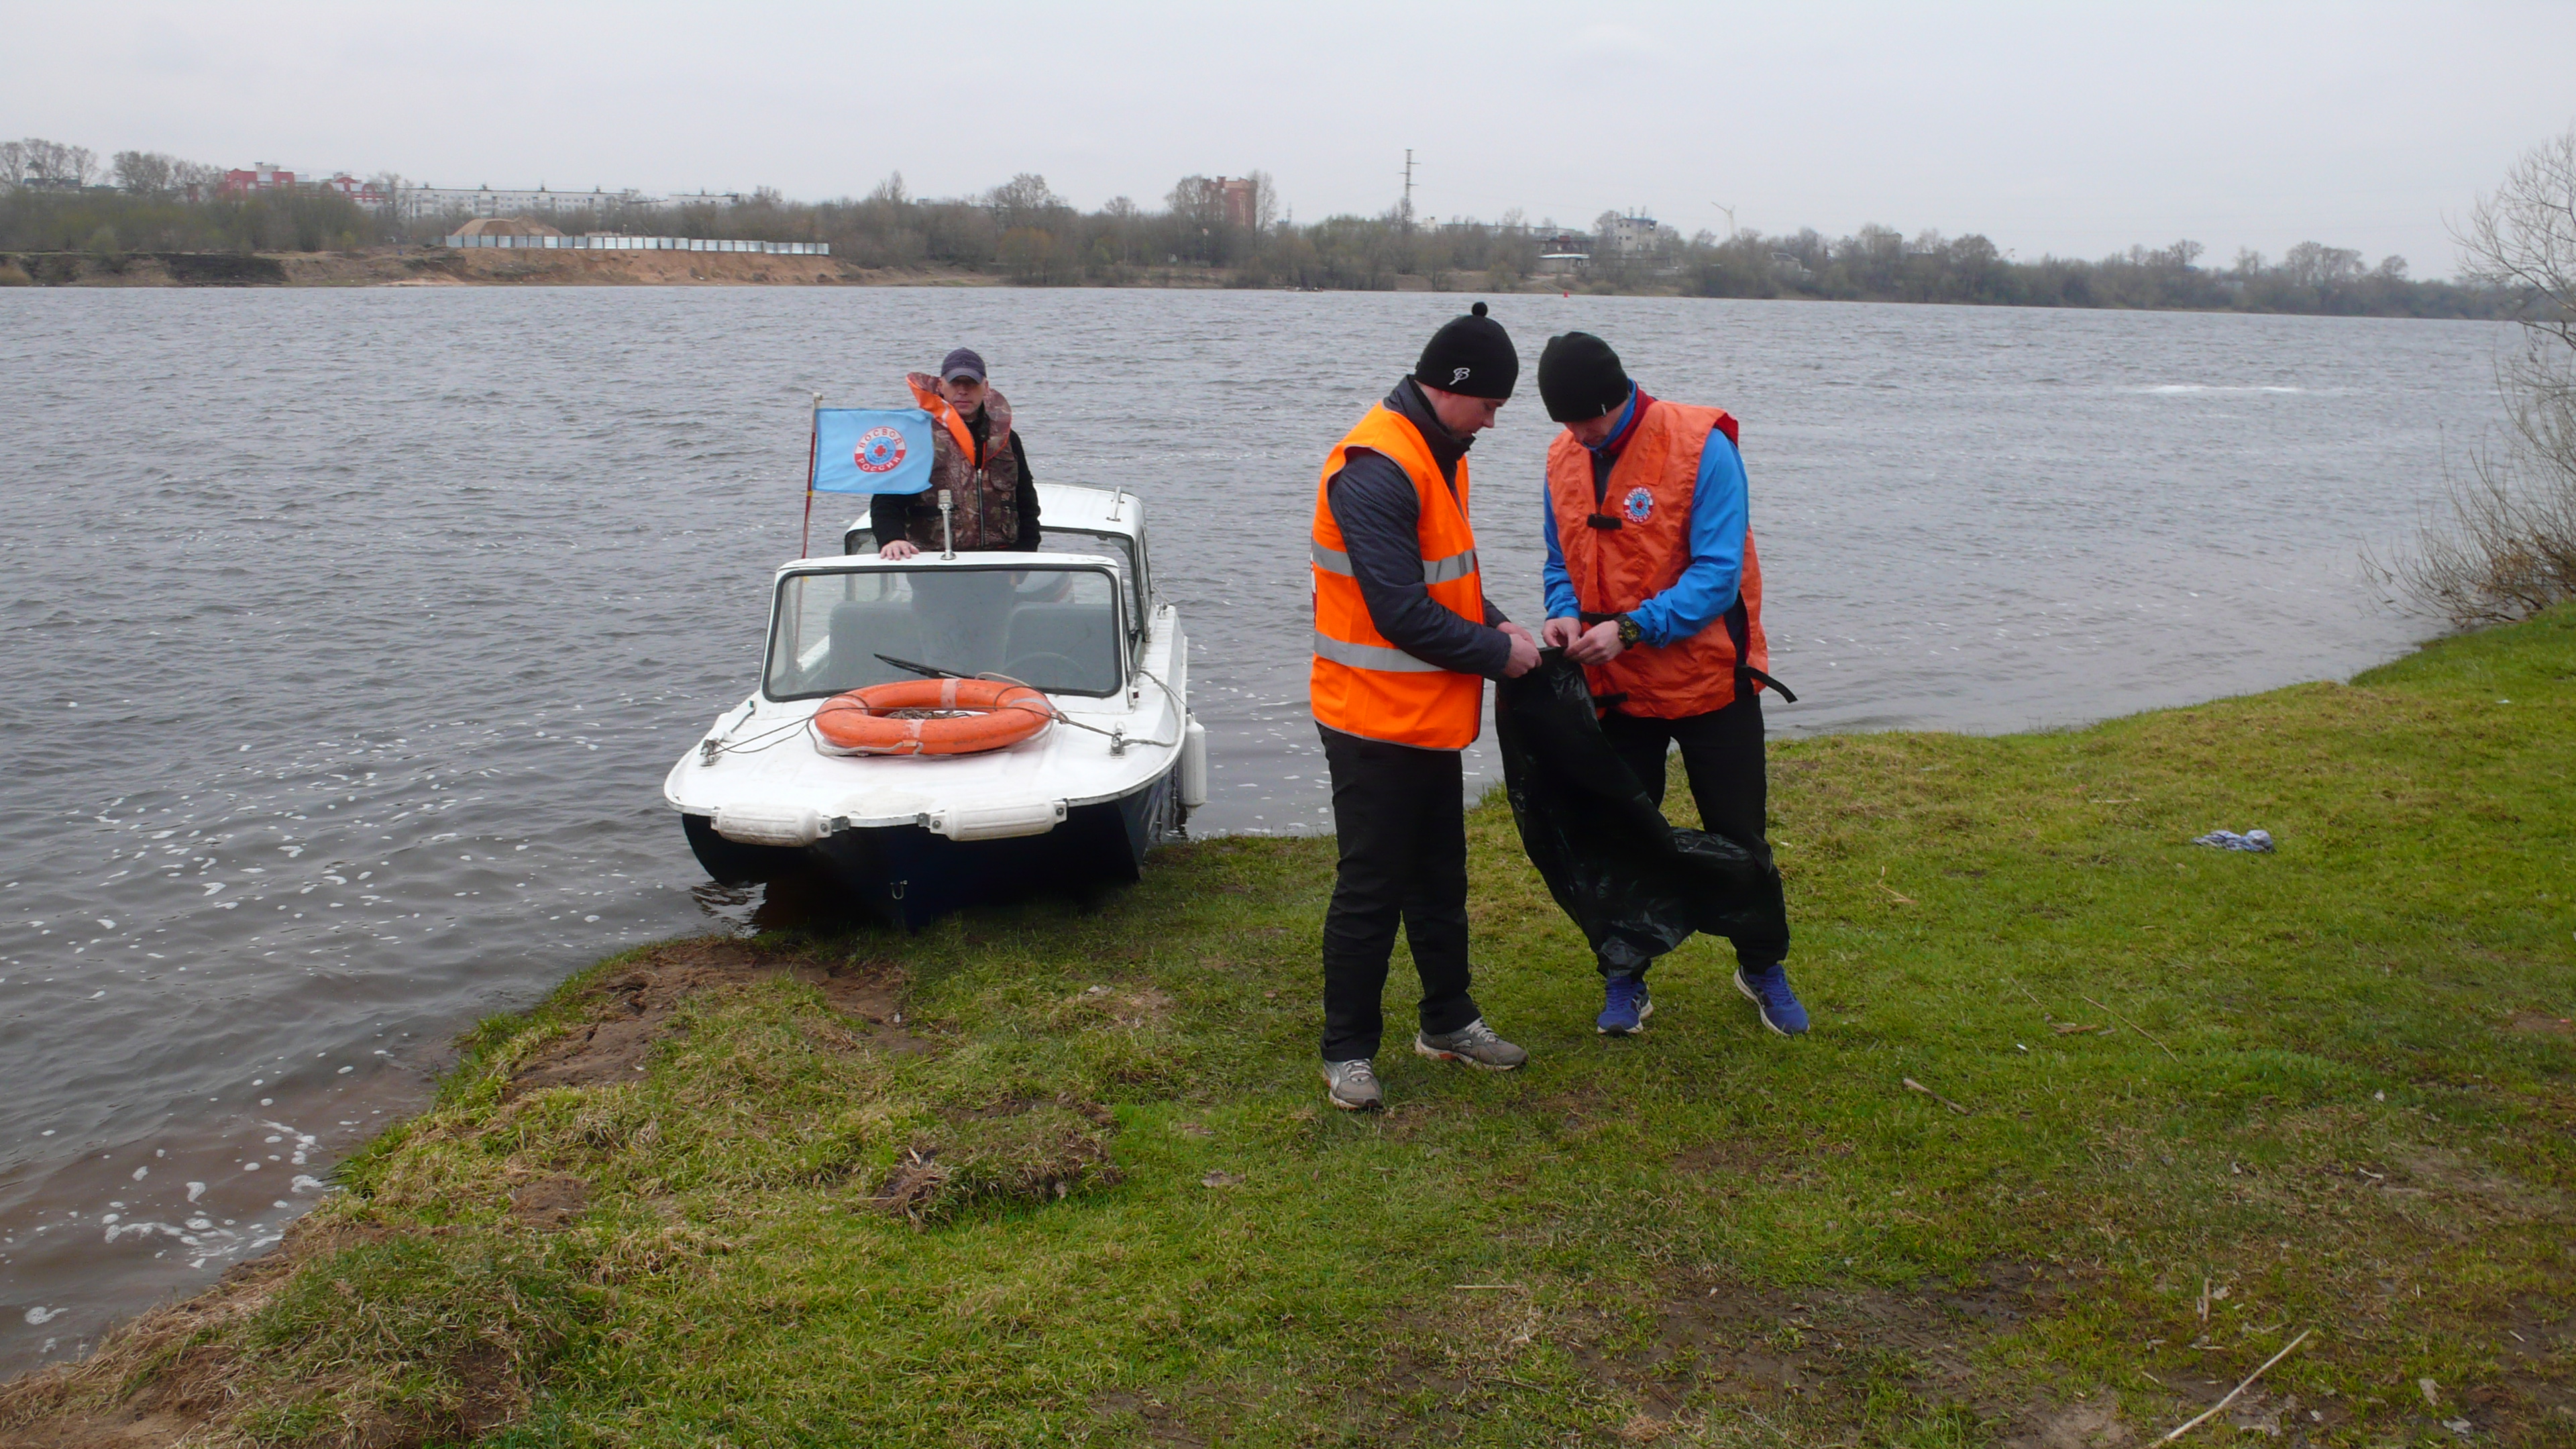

{"left": 811, "top": 408, "right": 934, "bottom": 495}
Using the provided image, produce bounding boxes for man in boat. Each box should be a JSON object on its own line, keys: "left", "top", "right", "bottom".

{"left": 873, "top": 347, "right": 1040, "bottom": 559}
{"left": 1311, "top": 302, "right": 1543, "bottom": 1113}
{"left": 1534, "top": 331, "right": 1805, "bottom": 1038}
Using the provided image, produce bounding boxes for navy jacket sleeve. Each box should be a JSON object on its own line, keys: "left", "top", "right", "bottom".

{"left": 869, "top": 494, "right": 912, "bottom": 550}
{"left": 1327, "top": 449, "right": 1512, "bottom": 678}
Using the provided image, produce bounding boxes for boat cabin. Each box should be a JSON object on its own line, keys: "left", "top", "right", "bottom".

{"left": 765, "top": 484, "right": 1155, "bottom": 704}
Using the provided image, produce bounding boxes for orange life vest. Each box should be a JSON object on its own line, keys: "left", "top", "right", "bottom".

{"left": 904, "top": 374, "right": 1022, "bottom": 550}
{"left": 1546, "top": 400, "right": 1768, "bottom": 718}
{"left": 1309, "top": 405, "right": 1488, "bottom": 749}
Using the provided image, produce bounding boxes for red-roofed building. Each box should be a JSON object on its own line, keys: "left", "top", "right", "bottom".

{"left": 219, "top": 164, "right": 295, "bottom": 196}
{"left": 319, "top": 174, "right": 390, "bottom": 209}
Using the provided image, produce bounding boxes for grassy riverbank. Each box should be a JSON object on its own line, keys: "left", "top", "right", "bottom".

{"left": 7, "top": 610, "right": 2572, "bottom": 1447}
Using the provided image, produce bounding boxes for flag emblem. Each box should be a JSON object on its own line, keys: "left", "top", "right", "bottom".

{"left": 812, "top": 408, "right": 934, "bottom": 494}
{"left": 1623, "top": 486, "right": 1655, "bottom": 523}
{"left": 855, "top": 426, "right": 908, "bottom": 474}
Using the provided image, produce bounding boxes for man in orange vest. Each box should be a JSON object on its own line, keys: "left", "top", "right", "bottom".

{"left": 871, "top": 347, "right": 1039, "bottom": 559}
{"left": 1310, "top": 303, "right": 1542, "bottom": 1112}
{"left": 1534, "top": 331, "right": 1806, "bottom": 1038}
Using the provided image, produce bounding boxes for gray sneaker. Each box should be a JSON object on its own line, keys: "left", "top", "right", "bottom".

{"left": 1322, "top": 1058, "right": 1383, "bottom": 1112}
{"left": 1413, "top": 1018, "right": 1528, "bottom": 1071}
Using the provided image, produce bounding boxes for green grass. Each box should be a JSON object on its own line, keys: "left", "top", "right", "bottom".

{"left": 10, "top": 608, "right": 2573, "bottom": 1447}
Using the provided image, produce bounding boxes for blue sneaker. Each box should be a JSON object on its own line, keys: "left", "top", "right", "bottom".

{"left": 1734, "top": 965, "right": 1809, "bottom": 1036}
{"left": 1596, "top": 975, "right": 1652, "bottom": 1036}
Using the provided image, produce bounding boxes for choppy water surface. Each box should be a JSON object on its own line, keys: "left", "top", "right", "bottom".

{"left": 0, "top": 288, "right": 2501, "bottom": 1369}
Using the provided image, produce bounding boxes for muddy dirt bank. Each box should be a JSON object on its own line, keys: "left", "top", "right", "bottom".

{"left": 0, "top": 248, "right": 1005, "bottom": 288}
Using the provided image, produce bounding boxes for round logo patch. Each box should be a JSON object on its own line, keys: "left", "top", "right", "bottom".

{"left": 853, "top": 426, "right": 908, "bottom": 474}
{"left": 1623, "top": 486, "right": 1655, "bottom": 523}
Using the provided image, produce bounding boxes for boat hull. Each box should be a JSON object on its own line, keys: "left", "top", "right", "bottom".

{"left": 683, "top": 765, "right": 1181, "bottom": 930}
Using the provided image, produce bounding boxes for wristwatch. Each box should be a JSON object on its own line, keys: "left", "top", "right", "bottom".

{"left": 1615, "top": 614, "right": 1645, "bottom": 647}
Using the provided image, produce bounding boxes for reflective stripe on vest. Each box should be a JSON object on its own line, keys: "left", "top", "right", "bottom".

{"left": 1422, "top": 547, "right": 1479, "bottom": 583}
{"left": 1311, "top": 539, "right": 1478, "bottom": 585}
{"left": 1311, "top": 632, "right": 1444, "bottom": 672}
{"left": 1545, "top": 399, "right": 1767, "bottom": 719}
{"left": 1309, "top": 403, "right": 1488, "bottom": 749}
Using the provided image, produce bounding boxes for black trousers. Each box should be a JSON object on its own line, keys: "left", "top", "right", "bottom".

{"left": 1318, "top": 725, "right": 1482, "bottom": 1061}
{"left": 1598, "top": 688, "right": 1789, "bottom": 973}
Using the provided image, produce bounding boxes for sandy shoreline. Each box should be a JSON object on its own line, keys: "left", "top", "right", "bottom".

{"left": 3, "top": 248, "right": 1002, "bottom": 288}
{"left": 0, "top": 248, "right": 1290, "bottom": 289}
{"left": 1, "top": 248, "right": 1473, "bottom": 290}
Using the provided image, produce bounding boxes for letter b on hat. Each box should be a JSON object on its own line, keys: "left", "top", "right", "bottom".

{"left": 1415, "top": 302, "right": 1518, "bottom": 400}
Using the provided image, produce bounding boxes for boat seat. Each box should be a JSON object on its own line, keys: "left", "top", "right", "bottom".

{"left": 820, "top": 600, "right": 924, "bottom": 693}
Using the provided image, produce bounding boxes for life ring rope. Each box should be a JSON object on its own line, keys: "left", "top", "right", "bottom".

{"left": 692, "top": 669, "right": 1187, "bottom": 762}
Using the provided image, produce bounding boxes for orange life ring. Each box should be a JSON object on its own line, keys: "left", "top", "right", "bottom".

{"left": 812, "top": 678, "right": 1053, "bottom": 757}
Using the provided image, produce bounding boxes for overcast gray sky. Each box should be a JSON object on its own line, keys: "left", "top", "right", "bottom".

{"left": 8, "top": 0, "right": 2570, "bottom": 273}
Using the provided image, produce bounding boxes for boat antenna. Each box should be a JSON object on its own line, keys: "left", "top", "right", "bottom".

{"left": 800, "top": 390, "right": 822, "bottom": 557}
{"left": 938, "top": 488, "right": 957, "bottom": 559}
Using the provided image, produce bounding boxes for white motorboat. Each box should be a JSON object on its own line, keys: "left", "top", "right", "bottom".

{"left": 664, "top": 483, "right": 1205, "bottom": 927}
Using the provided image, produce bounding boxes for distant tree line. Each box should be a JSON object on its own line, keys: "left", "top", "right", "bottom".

{"left": 474, "top": 172, "right": 2509, "bottom": 318}
{"left": 1, "top": 137, "right": 376, "bottom": 260}
{"left": 0, "top": 134, "right": 2516, "bottom": 318}
{"left": 1669, "top": 226, "right": 2495, "bottom": 319}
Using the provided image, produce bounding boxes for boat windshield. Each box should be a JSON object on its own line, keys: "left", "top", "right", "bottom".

{"left": 841, "top": 525, "right": 1147, "bottom": 630}
{"left": 765, "top": 564, "right": 1124, "bottom": 701}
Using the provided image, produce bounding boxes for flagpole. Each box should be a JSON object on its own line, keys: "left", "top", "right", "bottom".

{"left": 800, "top": 391, "right": 821, "bottom": 557}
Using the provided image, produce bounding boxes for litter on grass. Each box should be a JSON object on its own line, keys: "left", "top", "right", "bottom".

{"left": 2192, "top": 828, "right": 2274, "bottom": 852}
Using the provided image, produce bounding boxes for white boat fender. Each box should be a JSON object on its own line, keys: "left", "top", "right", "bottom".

{"left": 713, "top": 802, "right": 826, "bottom": 847}
{"left": 928, "top": 800, "right": 1068, "bottom": 841}
{"left": 1181, "top": 718, "right": 1210, "bottom": 809}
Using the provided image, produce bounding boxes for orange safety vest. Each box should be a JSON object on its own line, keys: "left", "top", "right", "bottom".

{"left": 1309, "top": 405, "right": 1489, "bottom": 749}
{"left": 1546, "top": 400, "right": 1769, "bottom": 718}
{"left": 904, "top": 374, "right": 1022, "bottom": 550}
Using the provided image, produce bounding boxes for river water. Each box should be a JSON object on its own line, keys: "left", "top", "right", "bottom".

{"left": 0, "top": 287, "right": 2503, "bottom": 1371}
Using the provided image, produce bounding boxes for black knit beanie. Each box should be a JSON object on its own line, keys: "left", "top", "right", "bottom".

{"left": 1412, "top": 302, "right": 1517, "bottom": 400}
{"left": 1538, "top": 331, "right": 1631, "bottom": 421}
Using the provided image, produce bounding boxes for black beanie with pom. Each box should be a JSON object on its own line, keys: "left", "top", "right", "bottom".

{"left": 1537, "top": 331, "right": 1631, "bottom": 421}
{"left": 1412, "top": 302, "right": 1518, "bottom": 400}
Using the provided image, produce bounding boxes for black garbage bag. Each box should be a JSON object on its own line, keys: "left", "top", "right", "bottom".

{"left": 1495, "top": 651, "right": 1787, "bottom": 974}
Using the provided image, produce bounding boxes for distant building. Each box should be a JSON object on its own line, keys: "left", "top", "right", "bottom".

{"left": 1214, "top": 176, "right": 1258, "bottom": 229}
{"left": 319, "top": 174, "right": 390, "bottom": 209}
{"left": 393, "top": 184, "right": 668, "bottom": 221}
{"left": 1601, "top": 215, "right": 1668, "bottom": 254}
{"left": 219, "top": 164, "right": 296, "bottom": 196}
{"left": 442, "top": 226, "right": 828, "bottom": 257}
{"left": 451, "top": 217, "right": 564, "bottom": 239}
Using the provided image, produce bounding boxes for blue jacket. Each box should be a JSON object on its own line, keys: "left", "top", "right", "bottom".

{"left": 1540, "top": 385, "right": 1748, "bottom": 648}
